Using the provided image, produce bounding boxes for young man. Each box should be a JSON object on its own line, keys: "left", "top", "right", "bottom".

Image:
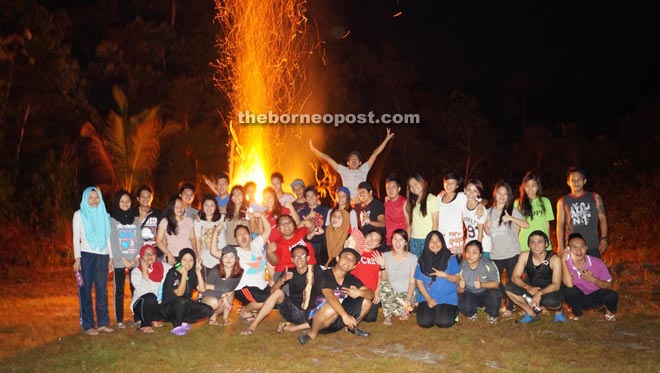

{"left": 357, "top": 181, "right": 386, "bottom": 250}
{"left": 383, "top": 176, "right": 407, "bottom": 248}
{"left": 179, "top": 182, "right": 198, "bottom": 218}
{"left": 562, "top": 233, "right": 618, "bottom": 321}
{"left": 243, "top": 181, "right": 266, "bottom": 213}
{"left": 135, "top": 185, "right": 160, "bottom": 249}
{"left": 298, "top": 247, "right": 374, "bottom": 344}
{"left": 309, "top": 128, "right": 395, "bottom": 202}
{"left": 271, "top": 172, "right": 295, "bottom": 205}
{"left": 214, "top": 173, "right": 230, "bottom": 208}
{"left": 556, "top": 167, "right": 608, "bottom": 258}
{"left": 266, "top": 215, "right": 318, "bottom": 275}
{"left": 505, "top": 231, "right": 565, "bottom": 323}
{"left": 242, "top": 245, "right": 323, "bottom": 335}
{"left": 298, "top": 186, "right": 330, "bottom": 226}
{"left": 458, "top": 240, "right": 502, "bottom": 324}
{"left": 290, "top": 179, "right": 308, "bottom": 213}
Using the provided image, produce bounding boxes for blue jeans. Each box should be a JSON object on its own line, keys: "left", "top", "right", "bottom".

{"left": 79, "top": 252, "right": 110, "bottom": 331}
{"left": 409, "top": 238, "right": 425, "bottom": 303}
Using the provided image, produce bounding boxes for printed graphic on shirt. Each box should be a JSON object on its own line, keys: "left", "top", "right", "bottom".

{"left": 570, "top": 202, "right": 592, "bottom": 226}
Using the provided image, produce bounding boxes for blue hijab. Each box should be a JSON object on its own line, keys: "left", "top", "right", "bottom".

{"left": 80, "top": 186, "right": 111, "bottom": 252}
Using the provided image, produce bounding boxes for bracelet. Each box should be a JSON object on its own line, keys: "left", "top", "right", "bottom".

{"left": 379, "top": 266, "right": 386, "bottom": 271}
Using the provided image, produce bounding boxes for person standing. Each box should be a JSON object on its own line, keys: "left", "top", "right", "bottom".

{"left": 556, "top": 167, "right": 608, "bottom": 258}
{"left": 515, "top": 172, "right": 554, "bottom": 252}
{"left": 72, "top": 186, "right": 114, "bottom": 336}
{"left": 384, "top": 176, "right": 407, "bottom": 249}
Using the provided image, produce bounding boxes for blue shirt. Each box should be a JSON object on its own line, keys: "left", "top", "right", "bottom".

{"left": 414, "top": 256, "right": 460, "bottom": 306}
{"left": 215, "top": 195, "right": 230, "bottom": 208}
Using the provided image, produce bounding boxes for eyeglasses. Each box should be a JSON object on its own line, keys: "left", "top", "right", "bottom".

{"left": 292, "top": 254, "right": 307, "bottom": 259}
{"left": 142, "top": 252, "right": 155, "bottom": 257}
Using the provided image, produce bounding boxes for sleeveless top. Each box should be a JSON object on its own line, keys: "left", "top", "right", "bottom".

{"left": 524, "top": 251, "right": 554, "bottom": 288}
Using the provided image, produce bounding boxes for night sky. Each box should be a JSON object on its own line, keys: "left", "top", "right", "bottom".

{"left": 330, "top": 1, "right": 659, "bottom": 131}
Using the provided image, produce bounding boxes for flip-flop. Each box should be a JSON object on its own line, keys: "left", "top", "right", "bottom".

{"left": 239, "top": 312, "right": 256, "bottom": 322}
{"left": 208, "top": 319, "right": 219, "bottom": 326}
{"left": 240, "top": 329, "right": 255, "bottom": 336}
{"left": 277, "top": 322, "right": 291, "bottom": 333}
{"left": 383, "top": 318, "right": 393, "bottom": 326}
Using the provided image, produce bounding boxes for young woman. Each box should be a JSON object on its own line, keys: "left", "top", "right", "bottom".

{"left": 414, "top": 231, "right": 460, "bottom": 328}
{"left": 157, "top": 195, "right": 197, "bottom": 265}
{"left": 314, "top": 208, "right": 365, "bottom": 267}
{"left": 202, "top": 245, "right": 243, "bottom": 326}
{"left": 458, "top": 240, "right": 502, "bottom": 324}
{"left": 109, "top": 189, "right": 142, "bottom": 329}
{"left": 485, "top": 181, "right": 529, "bottom": 316}
{"left": 405, "top": 174, "right": 439, "bottom": 259}
{"left": 462, "top": 179, "right": 486, "bottom": 256}
{"left": 258, "top": 186, "right": 299, "bottom": 242}
{"left": 72, "top": 186, "right": 114, "bottom": 336}
{"left": 224, "top": 185, "right": 250, "bottom": 246}
{"left": 515, "top": 172, "right": 555, "bottom": 252}
{"left": 379, "top": 229, "right": 417, "bottom": 325}
{"left": 160, "top": 248, "right": 213, "bottom": 335}
{"left": 438, "top": 172, "right": 468, "bottom": 256}
{"left": 195, "top": 196, "right": 223, "bottom": 275}
{"left": 130, "top": 244, "right": 171, "bottom": 333}
{"left": 328, "top": 186, "right": 358, "bottom": 228}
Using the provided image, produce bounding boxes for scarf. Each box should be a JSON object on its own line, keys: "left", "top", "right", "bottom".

{"left": 111, "top": 189, "right": 136, "bottom": 225}
{"left": 418, "top": 231, "right": 452, "bottom": 281}
{"left": 139, "top": 245, "right": 164, "bottom": 283}
{"left": 80, "top": 186, "right": 111, "bottom": 252}
{"left": 325, "top": 209, "right": 350, "bottom": 266}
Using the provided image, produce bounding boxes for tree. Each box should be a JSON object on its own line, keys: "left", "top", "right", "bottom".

{"left": 80, "top": 86, "right": 178, "bottom": 193}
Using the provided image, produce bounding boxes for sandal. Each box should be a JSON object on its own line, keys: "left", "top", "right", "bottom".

{"left": 222, "top": 320, "right": 232, "bottom": 326}
{"left": 239, "top": 312, "right": 256, "bottom": 322}
{"left": 84, "top": 328, "right": 99, "bottom": 336}
{"left": 139, "top": 326, "right": 154, "bottom": 333}
{"left": 383, "top": 318, "right": 393, "bottom": 326}
{"left": 151, "top": 321, "right": 164, "bottom": 328}
{"left": 97, "top": 326, "right": 114, "bottom": 333}
{"left": 277, "top": 322, "right": 291, "bottom": 333}
{"left": 240, "top": 329, "right": 255, "bottom": 336}
{"left": 399, "top": 314, "right": 409, "bottom": 321}
{"left": 208, "top": 319, "right": 220, "bottom": 326}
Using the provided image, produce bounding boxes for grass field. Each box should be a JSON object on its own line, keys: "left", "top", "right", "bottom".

{"left": 0, "top": 244, "right": 658, "bottom": 372}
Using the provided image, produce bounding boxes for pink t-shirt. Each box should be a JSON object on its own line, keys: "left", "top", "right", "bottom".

{"left": 159, "top": 216, "right": 194, "bottom": 257}
{"left": 385, "top": 196, "right": 407, "bottom": 245}
{"left": 566, "top": 255, "right": 612, "bottom": 295}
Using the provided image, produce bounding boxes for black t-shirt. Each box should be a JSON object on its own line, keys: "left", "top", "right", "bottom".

{"left": 308, "top": 268, "right": 365, "bottom": 310}
{"left": 162, "top": 267, "right": 197, "bottom": 303}
{"left": 361, "top": 199, "right": 386, "bottom": 249}
{"left": 287, "top": 265, "right": 324, "bottom": 308}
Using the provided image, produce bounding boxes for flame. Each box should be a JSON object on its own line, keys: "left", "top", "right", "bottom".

{"left": 214, "top": 0, "right": 324, "bottom": 197}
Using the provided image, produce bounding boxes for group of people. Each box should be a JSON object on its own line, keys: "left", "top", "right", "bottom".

{"left": 72, "top": 129, "right": 618, "bottom": 343}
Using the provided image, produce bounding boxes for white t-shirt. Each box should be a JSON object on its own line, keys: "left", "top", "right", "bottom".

{"left": 337, "top": 163, "right": 370, "bottom": 199}
{"left": 235, "top": 236, "right": 268, "bottom": 290}
{"left": 438, "top": 192, "right": 467, "bottom": 254}
{"left": 194, "top": 219, "right": 226, "bottom": 269}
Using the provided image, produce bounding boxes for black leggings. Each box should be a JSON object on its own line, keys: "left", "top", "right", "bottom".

{"left": 493, "top": 255, "right": 519, "bottom": 310}
{"left": 416, "top": 302, "right": 458, "bottom": 328}
{"left": 132, "top": 293, "right": 160, "bottom": 326}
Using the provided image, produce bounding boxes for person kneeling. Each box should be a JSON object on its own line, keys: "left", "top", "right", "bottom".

{"left": 458, "top": 240, "right": 502, "bottom": 324}
{"left": 562, "top": 233, "right": 618, "bottom": 321}
{"left": 298, "top": 247, "right": 373, "bottom": 344}
{"left": 505, "top": 231, "right": 565, "bottom": 324}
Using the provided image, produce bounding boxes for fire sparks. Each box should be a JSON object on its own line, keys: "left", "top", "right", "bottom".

{"left": 214, "top": 0, "right": 322, "bottom": 196}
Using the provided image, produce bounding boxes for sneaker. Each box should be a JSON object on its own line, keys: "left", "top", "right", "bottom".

{"left": 554, "top": 313, "right": 566, "bottom": 323}
{"left": 84, "top": 328, "right": 99, "bottom": 336}
{"left": 181, "top": 322, "right": 192, "bottom": 331}
{"left": 487, "top": 316, "right": 498, "bottom": 324}
{"left": 346, "top": 327, "right": 370, "bottom": 337}
{"left": 568, "top": 313, "right": 580, "bottom": 321}
{"left": 467, "top": 314, "right": 478, "bottom": 321}
{"left": 515, "top": 314, "right": 540, "bottom": 324}
{"left": 171, "top": 326, "right": 187, "bottom": 336}
{"left": 298, "top": 334, "right": 312, "bottom": 345}
{"left": 116, "top": 322, "right": 126, "bottom": 329}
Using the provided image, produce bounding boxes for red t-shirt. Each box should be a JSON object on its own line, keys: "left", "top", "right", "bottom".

{"left": 266, "top": 206, "right": 291, "bottom": 243}
{"left": 273, "top": 227, "right": 316, "bottom": 272}
{"left": 350, "top": 250, "right": 380, "bottom": 291}
{"left": 385, "top": 196, "right": 407, "bottom": 245}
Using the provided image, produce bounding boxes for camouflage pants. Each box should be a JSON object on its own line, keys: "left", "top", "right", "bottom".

{"left": 379, "top": 280, "right": 409, "bottom": 318}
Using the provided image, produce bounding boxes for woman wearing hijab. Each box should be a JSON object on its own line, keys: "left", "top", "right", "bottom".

{"left": 72, "top": 186, "right": 114, "bottom": 336}
{"left": 160, "top": 248, "right": 214, "bottom": 335}
{"left": 131, "top": 245, "right": 171, "bottom": 333}
{"left": 314, "top": 208, "right": 364, "bottom": 267}
{"left": 109, "top": 189, "right": 142, "bottom": 329}
{"left": 414, "top": 231, "right": 460, "bottom": 328}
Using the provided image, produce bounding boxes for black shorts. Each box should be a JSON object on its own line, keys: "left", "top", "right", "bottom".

{"left": 505, "top": 282, "right": 564, "bottom": 310}
{"left": 234, "top": 285, "right": 271, "bottom": 305}
{"left": 278, "top": 299, "right": 308, "bottom": 325}
{"left": 306, "top": 297, "right": 367, "bottom": 334}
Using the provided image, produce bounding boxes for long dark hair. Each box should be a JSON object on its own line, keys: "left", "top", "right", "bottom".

{"left": 518, "top": 172, "right": 546, "bottom": 219}
{"left": 492, "top": 181, "right": 514, "bottom": 227}
{"left": 226, "top": 185, "right": 248, "bottom": 221}
{"left": 263, "top": 186, "right": 282, "bottom": 217}
{"left": 163, "top": 195, "right": 183, "bottom": 235}
{"left": 199, "top": 195, "right": 222, "bottom": 222}
{"left": 406, "top": 173, "right": 429, "bottom": 225}
{"left": 219, "top": 253, "right": 244, "bottom": 278}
